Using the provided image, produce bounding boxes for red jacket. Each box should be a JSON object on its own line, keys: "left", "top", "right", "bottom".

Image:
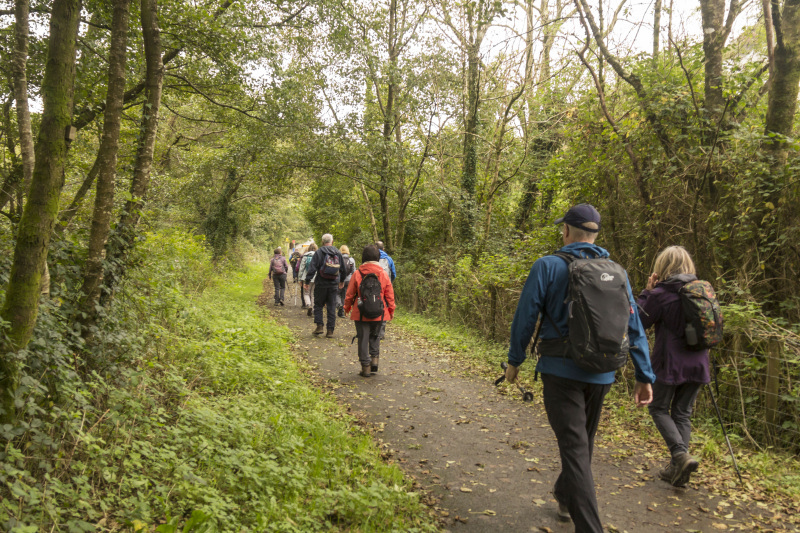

{"left": 343, "top": 262, "right": 395, "bottom": 322}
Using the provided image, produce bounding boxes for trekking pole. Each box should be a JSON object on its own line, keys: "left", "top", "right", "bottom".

{"left": 495, "top": 362, "right": 534, "bottom": 402}
{"left": 706, "top": 384, "right": 743, "bottom": 484}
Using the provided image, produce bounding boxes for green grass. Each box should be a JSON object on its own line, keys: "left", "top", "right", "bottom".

{"left": 1, "top": 266, "right": 439, "bottom": 532}
{"left": 152, "top": 265, "right": 440, "bottom": 531}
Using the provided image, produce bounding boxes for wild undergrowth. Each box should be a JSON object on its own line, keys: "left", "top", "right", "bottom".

{"left": 0, "top": 231, "right": 438, "bottom": 532}
{"left": 393, "top": 308, "right": 800, "bottom": 518}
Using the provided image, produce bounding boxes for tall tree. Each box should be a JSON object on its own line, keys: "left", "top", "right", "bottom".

{"left": 77, "top": 0, "right": 132, "bottom": 330}
{"left": 0, "top": 0, "right": 81, "bottom": 423}
{"left": 102, "top": 0, "right": 164, "bottom": 301}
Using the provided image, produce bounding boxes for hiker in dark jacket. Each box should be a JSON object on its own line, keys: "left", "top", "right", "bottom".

{"left": 304, "top": 234, "right": 346, "bottom": 337}
{"left": 637, "top": 245, "right": 710, "bottom": 488}
{"left": 343, "top": 244, "right": 395, "bottom": 377}
{"left": 289, "top": 249, "right": 302, "bottom": 283}
{"left": 506, "top": 204, "right": 654, "bottom": 531}
{"left": 268, "top": 247, "right": 289, "bottom": 306}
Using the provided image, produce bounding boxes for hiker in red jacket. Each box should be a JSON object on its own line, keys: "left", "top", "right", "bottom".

{"left": 343, "top": 244, "right": 395, "bottom": 378}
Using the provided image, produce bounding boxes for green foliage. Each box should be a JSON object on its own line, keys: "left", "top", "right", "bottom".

{"left": 0, "top": 231, "right": 437, "bottom": 532}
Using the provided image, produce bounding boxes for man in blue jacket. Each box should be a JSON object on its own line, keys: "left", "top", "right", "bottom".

{"left": 376, "top": 241, "right": 396, "bottom": 340}
{"left": 505, "top": 203, "right": 655, "bottom": 532}
{"left": 305, "top": 233, "right": 346, "bottom": 337}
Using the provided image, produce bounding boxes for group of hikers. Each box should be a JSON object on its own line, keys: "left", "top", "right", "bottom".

{"left": 269, "top": 234, "right": 397, "bottom": 378}
{"left": 269, "top": 203, "right": 722, "bottom": 533}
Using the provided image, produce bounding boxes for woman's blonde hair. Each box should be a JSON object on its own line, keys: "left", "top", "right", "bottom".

{"left": 653, "top": 245, "right": 695, "bottom": 280}
{"left": 340, "top": 244, "right": 350, "bottom": 254}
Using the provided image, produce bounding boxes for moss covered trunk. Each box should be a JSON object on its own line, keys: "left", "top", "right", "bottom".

{"left": 0, "top": 0, "right": 81, "bottom": 423}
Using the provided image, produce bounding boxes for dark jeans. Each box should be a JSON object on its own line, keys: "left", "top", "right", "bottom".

{"left": 272, "top": 274, "right": 286, "bottom": 303}
{"left": 354, "top": 320, "right": 382, "bottom": 367}
{"left": 542, "top": 373, "right": 612, "bottom": 533}
{"left": 648, "top": 381, "right": 702, "bottom": 457}
{"left": 314, "top": 283, "right": 339, "bottom": 330}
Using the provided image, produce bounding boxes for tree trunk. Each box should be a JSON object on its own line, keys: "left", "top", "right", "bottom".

{"left": 0, "top": 0, "right": 81, "bottom": 423}
{"left": 700, "top": 0, "right": 726, "bottom": 127}
{"left": 653, "top": 0, "right": 662, "bottom": 63}
{"left": 379, "top": 0, "right": 398, "bottom": 251}
{"left": 78, "top": 0, "right": 132, "bottom": 330}
{"left": 55, "top": 157, "right": 101, "bottom": 233}
{"left": 102, "top": 0, "right": 164, "bottom": 302}
{"left": 12, "top": 0, "right": 34, "bottom": 201}
{"left": 360, "top": 181, "right": 380, "bottom": 242}
{"left": 760, "top": 0, "right": 800, "bottom": 312}
{"left": 461, "top": 36, "right": 480, "bottom": 242}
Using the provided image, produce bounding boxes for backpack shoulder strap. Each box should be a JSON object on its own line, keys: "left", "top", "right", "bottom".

{"left": 553, "top": 251, "right": 573, "bottom": 263}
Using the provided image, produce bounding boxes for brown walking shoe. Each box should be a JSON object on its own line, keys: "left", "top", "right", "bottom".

{"left": 671, "top": 452, "right": 699, "bottom": 487}
{"left": 313, "top": 324, "right": 324, "bottom": 336}
{"left": 553, "top": 486, "right": 570, "bottom": 522}
{"left": 658, "top": 460, "right": 677, "bottom": 482}
{"left": 307, "top": 308, "right": 312, "bottom": 317}
{"left": 370, "top": 356, "right": 379, "bottom": 373}
{"left": 359, "top": 365, "right": 372, "bottom": 378}
{"left": 326, "top": 328, "right": 334, "bottom": 338}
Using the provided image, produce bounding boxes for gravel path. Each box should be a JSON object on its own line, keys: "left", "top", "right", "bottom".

{"left": 267, "top": 296, "right": 784, "bottom": 532}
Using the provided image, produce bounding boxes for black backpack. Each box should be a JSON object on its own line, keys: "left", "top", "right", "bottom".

{"left": 358, "top": 273, "right": 384, "bottom": 319}
{"left": 538, "top": 252, "right": 630, "bottom": 373}
{"left": 679, "top": 280, "right": 723, "bottom": 351}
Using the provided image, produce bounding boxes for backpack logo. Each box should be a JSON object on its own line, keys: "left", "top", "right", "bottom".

{"left": 600, "top": 273, "right": 615, "bottom": 282}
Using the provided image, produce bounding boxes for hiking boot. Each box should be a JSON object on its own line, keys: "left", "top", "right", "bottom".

{"left": 279, "top": 300, "right": 285, "bottom": 306}
{"left": 553, "top": 488, "right": 570, "bottom": 522}
{"left": 307, "top": 308, "right": 313, "bottom": 317}
{"left": 326, "top": 328, "right": 334, "bottom": 338}
{"left": 658, "top": 460, "right": 677, "bottom": 482}
{"left": 313, "top": 324, "right": 324, "bottom": 336}
{"left": 370, "top": 356, "right": 379, "bottom": 374}
{"left": 671, "top": 452, "right": 699, "bottom": 487}
{"left": 359, "top": 365, "right": 372, "bottom": 378}
{"left": 337, "top": 306, "right": 344, "bottom": 318}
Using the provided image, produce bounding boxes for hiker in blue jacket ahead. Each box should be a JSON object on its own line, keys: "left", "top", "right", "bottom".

{"left": 505, "top": 203, "right": 655, "bottom": 533}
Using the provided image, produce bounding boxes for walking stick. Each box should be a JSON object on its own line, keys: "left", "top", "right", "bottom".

{"left": 706, "top": 384, "right": 743, "bottom": 484}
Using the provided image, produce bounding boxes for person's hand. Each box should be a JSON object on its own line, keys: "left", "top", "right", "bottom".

{"left": 339, "top": 282, "right": 344, "bottom": 289}
{"left": 645, "top": 272, "right": 659, "bottom": 291}
{"left": 633, "top": 382, "right": 653, "bottom": 407}
{"left": 505, "top": 363, "right": 519, "bottom": 384}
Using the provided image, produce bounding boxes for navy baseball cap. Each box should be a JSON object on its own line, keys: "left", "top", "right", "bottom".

{"left": 554, "top": 203, "right": 601, "bottom": 232}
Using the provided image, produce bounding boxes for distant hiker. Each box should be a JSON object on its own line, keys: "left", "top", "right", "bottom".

{"left": 343, "top": 244, "right": 395, "bottom": 377}
{"left": 375, "top": 240, "right": 396, "bottom": 282}
{"left": 637, "top": 245, "right": 715, "bottom": 488}
{"left": 505, "top": 203, "right": 655, "bottom": 531}
{"left": 269, "top": 247, "right": 289, "bottom": 306}
{"left": 375, "top": 240, "right": 396, "bottom": 340}
{"left": 298, "top": 243, "right": 318, "bottom": 315}
{"left": 337, "top": 245, "right": 357, "bottom": 318}
{"left": 305, "top": 234, "right": 347, "bottom": 337}
{"left": 289, "top": 248, "right": 302, "bottom": 283}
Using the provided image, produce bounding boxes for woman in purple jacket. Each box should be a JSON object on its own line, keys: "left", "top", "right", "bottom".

{"left": 637, "top": 246, "right": 709, "bottom": 488}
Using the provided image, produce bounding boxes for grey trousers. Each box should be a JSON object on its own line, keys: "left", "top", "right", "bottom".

{"left": 354, "top": 320, "right": 382, "bottom": 367}
{"left": 272, "top": 274, "right": 286, "bottom": 303}
{"left": 542, "top": 373, "right": 612, "bottom": 533}
{"left": 648, "top": 381, "right": 703, "bottom": 457}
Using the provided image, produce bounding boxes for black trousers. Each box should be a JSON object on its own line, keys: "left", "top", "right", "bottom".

{"left": 542, "top": 373, "right": 612, "bottom": 533}
{"left": 314, "top": 284, "right": 339, "bottom": 330}
{"left": 354, "top": 320, "right": 382, "bottom": 367}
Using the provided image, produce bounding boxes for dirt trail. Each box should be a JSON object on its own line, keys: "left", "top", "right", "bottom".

{"left": 267, "top": 294, "right": 782, "bottom": 532}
